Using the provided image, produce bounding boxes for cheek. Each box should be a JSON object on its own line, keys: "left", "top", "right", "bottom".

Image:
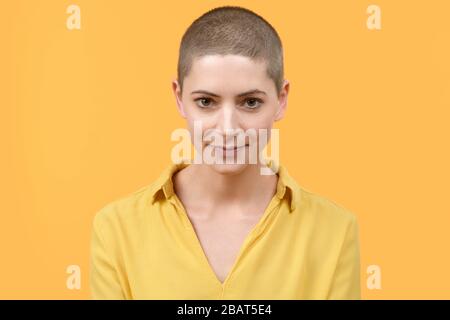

{"left": 241, "top": 112, "right": 276, "bottom": 132}
{"left": 186, "top": 119, "right": 214, "bottom": 146}
{"left": 241, "top": 112, "right": 278, "bottom": 147}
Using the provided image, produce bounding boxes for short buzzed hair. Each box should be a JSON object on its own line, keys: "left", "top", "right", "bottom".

{"left": 177, "top": 6, "right": 284, "bottom": 95}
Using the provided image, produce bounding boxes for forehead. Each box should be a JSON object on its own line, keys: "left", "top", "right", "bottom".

{"left": 184, "top": 54, "right": 274, "bottom": 94}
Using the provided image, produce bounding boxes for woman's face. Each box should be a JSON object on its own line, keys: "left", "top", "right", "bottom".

{"left": 172, "top": 54, "right": 289, "bottom": 175}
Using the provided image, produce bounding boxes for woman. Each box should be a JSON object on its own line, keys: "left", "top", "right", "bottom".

{"left": 90, "top": 5, "right": 361, "bottom": 300}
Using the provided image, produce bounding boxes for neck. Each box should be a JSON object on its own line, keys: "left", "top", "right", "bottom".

{"left": 173, "top": 163, "right": 278, "bottom": 216}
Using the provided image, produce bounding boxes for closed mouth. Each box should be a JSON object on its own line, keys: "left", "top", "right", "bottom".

{"left": 212, "top": 144, "right": 249, "bottom": 150}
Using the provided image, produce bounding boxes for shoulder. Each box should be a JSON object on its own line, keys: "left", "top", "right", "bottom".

{"left": 297, "top": 186, "right": 358, "bottom": 236}
{"left": 92, "top": 183, "right": 153, "bottom": 236}
{"left": 293, "top": 186, "right": 360, "bottom": 268}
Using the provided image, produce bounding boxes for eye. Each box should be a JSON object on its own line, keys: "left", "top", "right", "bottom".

{"left": 194, "top": 97, "right": 214, "bottom": 108}
{"left": 243, "top": 98, "right": 263, "bottom": 109}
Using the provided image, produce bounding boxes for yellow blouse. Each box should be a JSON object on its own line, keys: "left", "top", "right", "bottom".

{"left": 90, "top": 163, "right": 361, "bottom": 299}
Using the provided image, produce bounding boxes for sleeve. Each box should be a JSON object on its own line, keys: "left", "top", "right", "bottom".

{"left": 89, "top": 213, "right": 125, "bottom": 300}
{"left": 326, "top": 214, "right": 361, "bottom": 300}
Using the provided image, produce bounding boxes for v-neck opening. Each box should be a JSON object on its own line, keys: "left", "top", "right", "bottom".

{"left": 171, "top": 193, "right": 282, "bottom": 289}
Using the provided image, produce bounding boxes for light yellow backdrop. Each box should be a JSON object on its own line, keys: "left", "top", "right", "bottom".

{"left": 2, "top": 0, "right": 449, "bottom": 299}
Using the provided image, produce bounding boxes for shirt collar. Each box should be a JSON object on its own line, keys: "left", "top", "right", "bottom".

{"left": 148, "top": 161, "right": 300, "bottom": 213}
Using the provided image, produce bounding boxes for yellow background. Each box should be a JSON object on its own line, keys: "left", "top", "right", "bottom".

{"left": 2, "top": 0, "right": 449, "bottom": 299}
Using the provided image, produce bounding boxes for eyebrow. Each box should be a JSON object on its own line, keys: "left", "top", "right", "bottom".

{"left": 190, "top": 89, "right": 267, "bottom": 97}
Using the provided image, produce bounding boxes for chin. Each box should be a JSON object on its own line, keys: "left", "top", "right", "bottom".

{"left": 207, "top": 162, "right": 250, "bottom": 176}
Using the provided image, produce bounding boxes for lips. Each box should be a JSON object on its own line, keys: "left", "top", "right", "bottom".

{"left": 212, "top": 144, "right": 249, "bottom": 150}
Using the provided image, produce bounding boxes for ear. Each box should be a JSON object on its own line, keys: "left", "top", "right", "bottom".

{"left": 274, "top": 79, "right": 290, "bottom": 121}
{"left": 172, "top": 78, "right": 187, "bottom": 119}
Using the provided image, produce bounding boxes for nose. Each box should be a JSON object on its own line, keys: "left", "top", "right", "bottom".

{"left": 216, "top": 103, "right": 241, "bottom": 143}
